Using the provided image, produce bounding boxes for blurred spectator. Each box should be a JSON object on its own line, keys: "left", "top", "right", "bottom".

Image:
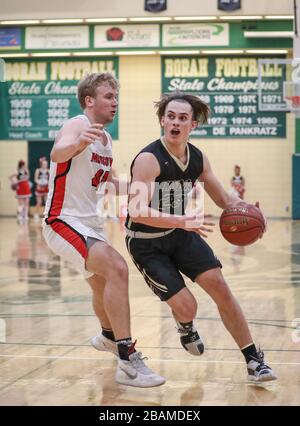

{"left": 230, "top": 165, "right": 245, "bottom": 200}
{"left": 9, "top": 160, "right": 32, "bottom": 224}
{"left": 34, "top": 157, "right": 49, "bottom": 221}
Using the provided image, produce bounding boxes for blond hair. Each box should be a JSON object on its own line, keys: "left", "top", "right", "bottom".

{"left": 77, "top": 72, "right": 119, "bottom": 109}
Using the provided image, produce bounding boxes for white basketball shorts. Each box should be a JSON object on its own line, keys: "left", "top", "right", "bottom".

{"left": 42, "top": 216, "right": 107, "bottom": 278}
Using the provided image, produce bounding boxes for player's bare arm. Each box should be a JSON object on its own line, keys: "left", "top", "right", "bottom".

{"left": 200, "top": 153, "right": 242, "bottom": 209}
{"left": 201, "top": 153, "right": 265, "bottom": 225}
{"left": 51, "top": 119, "right": 105, "bottom": 163}
{"left": 129, "top": 153, "right": 214, "bottom": 237}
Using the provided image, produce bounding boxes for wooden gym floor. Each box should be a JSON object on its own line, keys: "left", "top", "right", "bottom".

{"left": 0, "top": 217, "right": 299, "bottom": 406}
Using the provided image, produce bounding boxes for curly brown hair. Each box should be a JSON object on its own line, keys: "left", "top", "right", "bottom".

{"left": 77, "top": 72, "right": 119, "bottom": 109}
{"left": 155, "top": 91, "right": 210, "bottom": 125}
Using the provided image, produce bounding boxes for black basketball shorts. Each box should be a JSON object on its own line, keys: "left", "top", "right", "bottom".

{"left": 125, "top": 228, "right": 222, "bottom": 301}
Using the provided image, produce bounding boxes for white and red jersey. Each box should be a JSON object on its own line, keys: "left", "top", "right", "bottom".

{"left": 44, "top": 115, "right": 113, "bottom": 227}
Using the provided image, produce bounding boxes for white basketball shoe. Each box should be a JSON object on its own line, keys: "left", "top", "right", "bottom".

{"left": 91, "top": 334, "right": 118, "bottom": 356}
{"left": 115, "top": 351, "right": 166, "bottom": 388}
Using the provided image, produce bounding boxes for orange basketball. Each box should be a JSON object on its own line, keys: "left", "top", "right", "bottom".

{"left": 219, "top": 204, "right": 266, "bottom": 246}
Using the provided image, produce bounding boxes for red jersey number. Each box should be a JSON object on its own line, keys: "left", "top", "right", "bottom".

{"left": 92, "top": 169, "right": 109, "bottom": 188}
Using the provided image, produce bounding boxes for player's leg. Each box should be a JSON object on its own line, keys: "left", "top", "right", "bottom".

{"left": 85, "top": 240, "right": 131, "bottom": 340}
{"left": 87, "top": 274, "right": 111, "bottom": 329}
{"left": 126, "top": 234, "right": 204, "bottom": 356}
{"left": 195, "top": 268, "right": 277, "bottom": 382}
{"left": 43, "top": 226, "right": 165, "bottom": 387}
{"left": 177, "top": 213, "right": 248, "bottom": 342}
{"left": 87, "top": 271, "right": 166, "bottom": 367}
{"left": 196, "top": 267, "right": 252, "bottom": 347}
{"left": 86, "top": 240, "right": 165, "bottom": 386}
{"left": 170, "top": 229, "right": 224, "bottom": 356}
{"left": 167, "top": 287, "right": 197, "bottom": 323}
{"left": 87, "top": 273, "right": 118, "bottom": 356}
{"left": 166, "top": 288, "right": 204, "bottom": 356}
{"left": 43, "top": 224, "right": 130, "bottom": 340}
{"left": 174, "top": 230, "right": 276, "bottom": 381}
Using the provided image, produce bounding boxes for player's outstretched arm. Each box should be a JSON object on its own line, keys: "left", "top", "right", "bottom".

{"left": 200, "top": 153, "right": 242, "bottom": 209}
{"left": 51, "top": 120, "right": 105, "bottom": 163}
{"left": 201, "top": 154, "right": 266, "bottom": 234}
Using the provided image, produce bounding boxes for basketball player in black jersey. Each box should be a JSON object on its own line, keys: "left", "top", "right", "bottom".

{"left": 125, "top": 92, "right": 276, "bottom": 383}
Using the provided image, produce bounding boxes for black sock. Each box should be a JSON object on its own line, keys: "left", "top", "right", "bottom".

{"left": 241, "top": 343, "right": 257, "bottom": 363}
{"left": 177, "top": 320, "right": 193, "bottom": 333}
{"left": 116, "top": 337, "right": 135, "bottom": 361}
{"left": 101, "top": 327, "right": 115, "bottom": 342}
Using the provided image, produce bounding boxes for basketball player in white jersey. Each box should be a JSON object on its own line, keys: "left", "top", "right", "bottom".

{"left": 42, "top": 73, "right": 165, "bottom": 388}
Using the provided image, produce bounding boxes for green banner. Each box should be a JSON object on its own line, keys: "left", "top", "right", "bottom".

{"left": 162, "top": 56, "right": 286, "bottom": 138}
{"left": 0, "top": 57, "right": 119, "bottom": 141}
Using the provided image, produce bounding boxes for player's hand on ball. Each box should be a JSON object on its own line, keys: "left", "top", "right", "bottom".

{"left": 255, "top": 201, "right": 267, "bottom": 236}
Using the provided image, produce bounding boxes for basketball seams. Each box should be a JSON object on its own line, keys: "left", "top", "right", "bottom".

{"left": 221, "top": 229, "right": 263, "bottom": 245}
{"left": 220, "top": 219, "right": 264, "bottom": 230}
{"left": 221, "top": 227, "right": 263, "bottom": 245}
{"left": 221, "top": 226, "right": 263, "bottom": 234}
{"left": 220, "top": 214, "right": 264, "bottom": 222}
{"left": 219, "top": 205, "right": 265, "bottom": 245}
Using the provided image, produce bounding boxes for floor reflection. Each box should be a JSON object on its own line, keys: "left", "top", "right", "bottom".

{"left": 8, "top": 222, "right": 61, "bottom": 301}
{"left": 0, "top": 217, "right": 299, "bottom": 406}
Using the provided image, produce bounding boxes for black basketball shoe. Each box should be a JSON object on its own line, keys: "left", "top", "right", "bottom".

{"left": 177, "top": 323, "right": 204, "bottom": 356}
{"left": 247, "top": 349, "right": 277, "bottom": 382}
